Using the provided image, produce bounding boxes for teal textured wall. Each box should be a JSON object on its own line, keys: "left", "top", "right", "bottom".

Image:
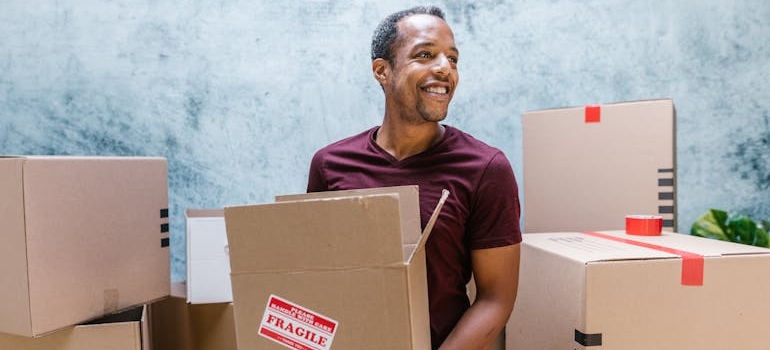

{"left": 1, "top": 1, "right": 768, "bottom": 281}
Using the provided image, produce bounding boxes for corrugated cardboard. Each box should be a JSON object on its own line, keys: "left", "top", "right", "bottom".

{"left": 224, "top": 185, "right": 435, "bottom": 350}
{"left": 506, "top": 231, "right": 770, "bottom": 349}
{"left": 0, "top": 156, "right": 170, "bottom": 337}
{"left": 186, "top": 209, "right": 233, "bottom": 304}
{"left": 0, "top": 305, "right": 150, "bottom": 350}
{"left": 150, "top": 283, "right": 237, "bottom": 350}
{"left": 522, "top": 99, "right": 676, "bottom": 232}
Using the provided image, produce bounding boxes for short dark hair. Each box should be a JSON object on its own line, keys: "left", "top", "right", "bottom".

{"left": 371, "top": 6, "right": 446, "bottom": 63}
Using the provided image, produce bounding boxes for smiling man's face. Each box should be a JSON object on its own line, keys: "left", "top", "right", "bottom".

{"left": 382, "top": 14, "right": 459, "bottom": 124}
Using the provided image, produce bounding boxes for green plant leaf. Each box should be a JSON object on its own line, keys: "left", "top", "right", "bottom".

{"left": 691, "top": 209, "right": 770, "bottom": 248}
{"left": 725, "top": 213, "right": 757, "bottom": 246}
{"left": 690, "top": 210, "right": 729, "bottom": 241}
{"left": 759, "top": 220, "right": 770, "bottom": 232}
{"left": 755, "top": 227, "right": 770, "bottom": 248}
{"left": 709, "top": 209, "right": 729, "bottom": 229}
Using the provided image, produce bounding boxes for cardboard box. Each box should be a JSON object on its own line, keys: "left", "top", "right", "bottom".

{"left": 0, "top": 156, "right": 170, "bottom": 337}
{"left": 186, "top": 209, "right": 233, "bottom": 304}
{"left": 506, "top": 231, "right": 770, "bottom": 349}
{"left": 522, "top": 99, "right": 676, "bottom": 232}
{"left": 150, "top": 283, "right": 237, "bottom": 350}
{"left": 0, "top": 305, "right": 151, "bottom": 350}
{"left": 224, "top": 186, "right": 440, "bottom": 350}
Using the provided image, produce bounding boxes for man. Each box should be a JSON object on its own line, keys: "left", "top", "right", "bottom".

{"left": 307, "top": 6, "right": 521, "bottom": 350}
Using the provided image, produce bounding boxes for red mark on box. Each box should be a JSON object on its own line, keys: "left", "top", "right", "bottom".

{"left": 585, "top": 105, "right": 601, "bottom": 123}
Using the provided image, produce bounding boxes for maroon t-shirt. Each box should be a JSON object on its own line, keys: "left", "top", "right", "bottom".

{"left": 307, "top": 125, "right": 522, "bottom": 348}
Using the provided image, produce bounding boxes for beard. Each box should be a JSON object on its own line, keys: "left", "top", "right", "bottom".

{"left": 416, "top": 99, "right": 449, "bottom": 123}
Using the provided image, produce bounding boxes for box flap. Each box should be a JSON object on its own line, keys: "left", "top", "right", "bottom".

{"left": 276, "top": 185, "right": 421, "bottom": 245}
{"left": 225, "top": 193, "right": 407, "bottom": 274}
{"left": 149, "top": 293, "right": 237, "bottom": 350}
{"left": 185, "top": 209, "right": 232, "bottom": 304}
{"left": 186, "top": 209, "right": 225, "bottom": 218}
{"left": 592, "top": 230, "right": 770, "bottom": 256}
{"left": 0, "top": 305, "right": 146, "bottom": 350}
{"left": 141, "top": 305, "right": 151, "bottom": 350}
{"left": 524, "top": 231, "right": 770, "bottom": 264}
{"left": 0, "top": 157, "right": 33, "bottom": 336}
{"left": 524, "top": 98, "right": 673, "bottom": 114}
{"left": 408, "top": 189, "right": 450, "bottom": 263}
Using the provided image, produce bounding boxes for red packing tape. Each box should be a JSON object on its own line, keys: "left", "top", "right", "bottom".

{"left": 626, "top": 215, "right": 663, "bottom": 236}
{"left": 582, "top": 231, "right": 704, "bottom": 286}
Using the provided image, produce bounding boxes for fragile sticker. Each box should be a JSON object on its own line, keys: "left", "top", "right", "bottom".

{"left": 259, "top": 294, "right": 339, "bottom": 350}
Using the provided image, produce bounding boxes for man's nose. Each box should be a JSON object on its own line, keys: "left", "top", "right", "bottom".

{"left": 432, "top": 54, "right": 452, "bottom": 75}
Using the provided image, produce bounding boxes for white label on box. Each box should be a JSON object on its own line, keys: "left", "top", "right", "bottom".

{"left": 259, "top": 294, "right": 338, "bottom": 350}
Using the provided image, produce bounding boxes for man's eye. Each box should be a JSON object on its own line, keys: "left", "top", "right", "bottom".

{"left": 418, "top": 52, "right": 432, "bottom": 59}
{"left": 448, "top": 56, "right": 459, "bottom": 64}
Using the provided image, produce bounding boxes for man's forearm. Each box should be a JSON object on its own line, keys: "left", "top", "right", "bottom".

{"left": 438, "top": 297, "right": 511, "bottom": 350}
{"left": 439, "top": 244, "right": 521, "bottom": 350}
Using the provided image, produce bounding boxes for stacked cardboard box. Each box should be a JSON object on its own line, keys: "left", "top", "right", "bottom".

{"left": 224, "top": 185, "right": 439, "bottom": 350}
{"left": 506, "top": 99, "right": 770, "bottom": 348}
{"left": 0, "top": 305, "right": 150, "bottom": 350}
{"left": 521, "top": 99, "right": 676, "bottom": 232}
{"left": 0, "top": 156, "right": 170, "bottom": 349}
{"left": 506, "top": 231, "right": 770, "bottom": 349}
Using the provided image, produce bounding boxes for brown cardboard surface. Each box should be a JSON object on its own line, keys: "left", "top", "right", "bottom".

{"left": 506, "top": 231, "right": 770, "bottom": 349}
{"left": 0, "top": 305, "right": 148, "bottom": 350}
{"left": 190, "top": 301, "right": 237, "bottom": 350}
{"left": 150, "top": 290, "right": 237, "bottom": 350}
{"left": 276, "top": 185, "right": 422, "bottom": 247}
{"left": 228, "top": 195, "right": 407, "bottom": 273}
{"left": 522, "top": 99, "right": 676, "bottom": 233}
{"left": 0, "top": 156, "right": 170, "bottom": 337}
{"left": 224, "top": 187, "right": 431, "bottom": 350}
{"left": 0, "top": 158, "right": 32, "bottom": 334}
{"left": 149, "top": 296, "right": 193, "bottom": 350}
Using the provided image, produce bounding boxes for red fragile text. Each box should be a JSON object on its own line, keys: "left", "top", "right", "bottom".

{"left": 266, "top": 314, "right": 329, "bottom": 347}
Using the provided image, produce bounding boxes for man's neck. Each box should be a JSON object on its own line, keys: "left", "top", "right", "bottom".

{"left": 375, "top": 120, "right": 445, "bottom": 161}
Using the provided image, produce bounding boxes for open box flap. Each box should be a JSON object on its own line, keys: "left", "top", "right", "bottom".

{"left": 408, "top": 189, "right": 450, "bottom": 264}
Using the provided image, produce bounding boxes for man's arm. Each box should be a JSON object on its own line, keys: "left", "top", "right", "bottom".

{"left": 439, "top": 243, "right": 521, "bottom": 350}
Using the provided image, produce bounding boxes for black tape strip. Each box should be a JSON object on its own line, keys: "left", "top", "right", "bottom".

{"left": 161, "top": 223, "right": 169, "bottom": 233}
{"left": 658, "top": 178, "right": 674, "bottom": 186}
{"left": 658, "top": 205, "right": 675, "bottom": 214}
{"left": 658, "top": 192, "right": 674, "bottom": 200}
{"left": 663, "top": 219, "right": 674, "bottom": 227}
{"left": 160, "top": 208, "right": 169, "bottom": 218}
{"left": 575, "top": 329, "right": 602, "bottom": 346}
{"left": 657, "top": 168, "right": 674, "bottom": 173}
{"left": 161, "top": 238, "right": 170, "bottom": 248}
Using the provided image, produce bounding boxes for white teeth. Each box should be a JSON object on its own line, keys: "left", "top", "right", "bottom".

{"left": 425, "top": 86, "right": 448, "bottom": 94}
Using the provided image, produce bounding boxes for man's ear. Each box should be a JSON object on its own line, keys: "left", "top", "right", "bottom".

{"left": 372, "top": 58, "right": 389, "bottom": 85}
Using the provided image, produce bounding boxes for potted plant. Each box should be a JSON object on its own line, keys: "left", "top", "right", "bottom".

{"left": 691, "top": 209, "right": 770, "bottom": 248}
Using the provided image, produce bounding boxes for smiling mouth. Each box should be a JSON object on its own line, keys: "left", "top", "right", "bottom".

{"left": 423, "top": 86, "right": 449, "bottom": 94}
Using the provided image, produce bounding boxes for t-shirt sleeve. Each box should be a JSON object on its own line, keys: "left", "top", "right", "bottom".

{"left": 467, "top": 151, "right": 522, "bottom": 249}
{"left": 306, "top": 151, "right": 328, "bottom": 193}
